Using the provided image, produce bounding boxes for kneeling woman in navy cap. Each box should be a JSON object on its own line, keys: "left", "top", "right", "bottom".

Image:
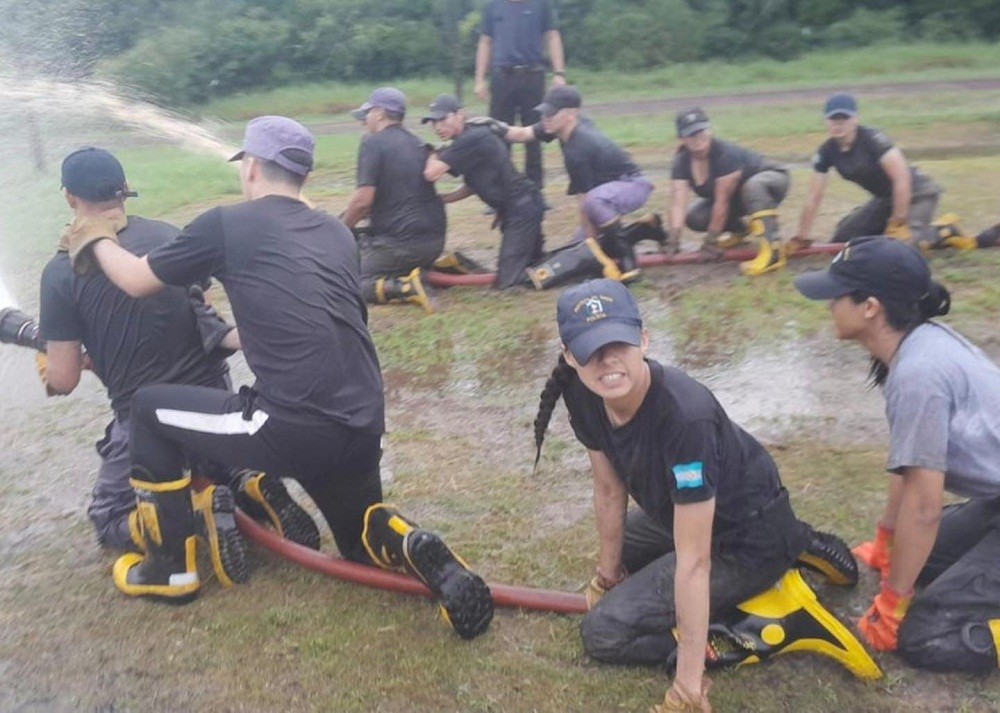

{"left": 534, "top": 279, "right": 879, "bottom": 712}
{"left": 796, "top": 236, "right": 1000, "bottom": 672}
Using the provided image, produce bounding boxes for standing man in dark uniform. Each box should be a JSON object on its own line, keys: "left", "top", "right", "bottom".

{"left": 793, "top": 93, "right": 942, "bottom": 249}
{"left": 343, "top": 88, "right": 444, "bottom": 314}
{"left": 475, "top": 0, "right": 566, "bottom": 191}
{"left": 422, "top": 94, "right": 544, "bottom": 289}
{"left": 75, "top": 117, "right": 493, "bottom": 639}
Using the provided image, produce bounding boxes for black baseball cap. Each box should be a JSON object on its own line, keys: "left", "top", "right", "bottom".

{"left": 794, "top": 236, "right": 931, "bottom": 304}
{"left": 535, "top": 86, "right": 581, "bottom": 118}
{"left": 557, "top": 279, "right": 643, "bottom": 364}
{"left": 61, "top": 147, "right": 138, "bottom": 201}
{"left": 824, "top": 93, "right": 858, "bottom": 119}
{"left": 422, "top": 94, "right": 462, "bottom": 123}
{"left": 676, "top": 107, "right": 710, "bottom": 138}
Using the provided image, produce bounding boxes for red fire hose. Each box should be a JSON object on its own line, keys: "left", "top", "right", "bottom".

{"left": 234, "top": 509, "right": 588, "bottom": 615}
{"left": 424, "top": 242, "right": 846, "bottom": 288}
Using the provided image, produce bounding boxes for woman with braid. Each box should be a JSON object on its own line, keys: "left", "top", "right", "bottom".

{"left": 534, "top": 279, "right": 878, "bottom": 712}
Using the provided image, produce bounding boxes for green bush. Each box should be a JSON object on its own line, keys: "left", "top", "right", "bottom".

{"left": 580, "top": 0, "right": 709, "bottom": 69}
{"left": 820, "top": 8, "right": 905, "bottom": 48}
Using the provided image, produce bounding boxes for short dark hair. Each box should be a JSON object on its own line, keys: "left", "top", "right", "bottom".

{"left": 384, "top": 109, "right": 404, "bottom": 123}
{"left": 256, "top": 149, "right": 310, "bottom": 188}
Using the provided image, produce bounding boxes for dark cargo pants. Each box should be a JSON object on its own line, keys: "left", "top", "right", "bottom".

{"left": 686, "top": 169, "right": 790, "bottom": 234}
{"left": 358, "top": 231, "right": 445, "bottom": 303}
{"left": 490, "top": 67, "right": 546, "bottom": 188}
{"left": 833, "top": 172, "right": 941, "bottom": 246}
{"left": 496, "top": 192, "right": 545, "bottom": 289}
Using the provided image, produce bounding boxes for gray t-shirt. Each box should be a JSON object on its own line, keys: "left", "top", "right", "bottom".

{"left": 884, "top": 322, "right": 1000, "bottom": 497}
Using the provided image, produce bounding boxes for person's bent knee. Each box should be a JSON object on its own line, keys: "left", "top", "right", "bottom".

{"left": 898, "top": 607, "right": 998, "bottom": 673}
{"left": 580, "top": 608, "right": 634, "bottom": 663}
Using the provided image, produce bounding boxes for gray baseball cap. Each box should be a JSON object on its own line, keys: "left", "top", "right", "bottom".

{"left": 535, "top": 86, "right": 581, "bottom": 118}
{"left": 422, "top": 94, "right": 462, "bottom": 123}
{"left": 228, "top": 115, "right": 315, "bottom": 176}
{"left": 351, "top": 87, "right": 407, "bottom": 121}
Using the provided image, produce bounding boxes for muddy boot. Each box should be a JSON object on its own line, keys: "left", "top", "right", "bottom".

{"left": 667, "top": 570, "right": 882, "bottom": 680}
{"left": 191, "top": 484, "right": 249, "bottom": 587}
{"left": 622, "top": 213, "right": 668, "bottom": 248}
{"left": 597, "top": 221, "right": 640, "bottom": 279}
{"left": 232, "top": 470, "right": 321, "bottom": 551}
{"left": 717, "top": 222, "right": 750, "bottom": 250}
{"left": 112, "top": 474, "right": 201, "bottom": 602}
{"left": 929, "top": 213, "right": 977, "bottom": 250}
{"left": 797, "top": 529, "right": 859, "bottom": 587}
{"left": 362, "top": 503, "right": 494, "bottom": 639}
{"left": 374, "top": 268, "right": 434, "bottom": 314}
{"left": 976, "top": 223, "right": 1000, "bottom": 248}
{"left": 739, "top": 210, "right": 786, "bottom": 276}
{"left": 526, "top": 238, "right": 625, "bottom": 290}
{"left": 433, "top": 251, "right": 489, "bottom": 275}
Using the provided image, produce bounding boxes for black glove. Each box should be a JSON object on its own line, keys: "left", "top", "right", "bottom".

{"left": 465, "top": 116, "right": 510, "bottom": 138}
{"left": 0, "top": 307, "right": 46, "bottom": 352}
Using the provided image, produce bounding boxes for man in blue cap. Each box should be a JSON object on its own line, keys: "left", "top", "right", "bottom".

{"left": 67, "top": 118, "right": 494, "bottom": 640}
{"left": 342, "top": 88, "right": 445, "bottom": 313}
{"left": 791, "top": 93, "right": 944, "bottom": 250}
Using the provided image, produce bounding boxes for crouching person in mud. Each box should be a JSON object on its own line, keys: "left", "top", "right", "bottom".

{"left": 71, "top": 116, "right": 493, "bottom": 638}
{"left": 533, "top": 279, "right": 879, "bottom": 711}
{"left": 795, "top": 236, "right": 1000, "bottom": 673}
{"left": 28, "top": 146, "right": 319, "bottom": 589}
{"left": 476, "top": 86, "right": 669, "bottom": 290}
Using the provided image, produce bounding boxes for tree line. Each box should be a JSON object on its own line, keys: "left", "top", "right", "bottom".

{"left": 1, "top": 0, "right": 998, "bottom": 105}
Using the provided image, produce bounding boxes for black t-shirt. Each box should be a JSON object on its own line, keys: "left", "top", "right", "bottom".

{"left": 147, "top": 195, "right": 385, "bottom": 432}
{"left": 356, "top": 124, "right": 446, "bottom": 240}
{"left": 671, "top": 139, "right": 783, "bottom": 200}
{"left": 39, "top": 216, "right": 229, "bottom": 414}
{"left": 438, "top": 124, "right": 536, "bottom": 210}
{"left": 479, "top": 0, "right": 557, "bottom": 68}
{"left": 534, "top": 118, "right": 641, "bottom": 195}
{"left": 812, "top": 125, "right": 913, "bottom": 198}
{"left": 563, "top": 360, "right": 782, "bottom": 535}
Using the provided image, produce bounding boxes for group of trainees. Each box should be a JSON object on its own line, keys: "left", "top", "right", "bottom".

{"left": 339, "top": 85, "right": 999, "bottom": 315}
{"left": 16, "top": 110, "right": 999, "bottom": 712}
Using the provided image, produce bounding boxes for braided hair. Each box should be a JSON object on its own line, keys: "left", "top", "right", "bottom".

{"left": 853, "top": 280, "right": 952, "bottom": 387}
{"left": 533, "top": 354, "right": 576, "bottom": 471}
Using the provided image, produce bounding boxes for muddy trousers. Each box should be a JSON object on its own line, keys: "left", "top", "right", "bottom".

{"left": 686, "top": 170, "right": 790, "bottom": 234}
{"left": 580, "top": 490, "right": 810, "bottom": 665}
{"left": 833, "top": 173, "right": 941, "bottom": 245}
{"left": 128, "top": 384, "right": 383, "bottom": 562}
{"left": 898, "top": 496, "right": 1000, "bottom": 672}
{"left": 359, "top": 232, "right": 445, "bottom": 302}
{"left": 490, "top": 67, "right": 545, "bottom": 188}
{"left": 495, "top": 192, "right": 546, "bottom": 289}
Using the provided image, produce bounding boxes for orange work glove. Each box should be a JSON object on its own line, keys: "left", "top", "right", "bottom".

{"left": 858, "top": 581, "right": 912, "bottom": 652}
{"left": 651, "top": 677, "right": 713, "bottom": 713}
{"left": 885, "top": 218, "right": 912, "bottom": 242}
{"left": 584, "top": 565, "right": 627, "bottom": 610}
{"left": 852, "top": 523, "right": 893, "bottom": 579}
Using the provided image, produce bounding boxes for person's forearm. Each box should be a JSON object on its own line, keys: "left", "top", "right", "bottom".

{"left": 797, "top": 199, "right": 820, "bottom": 238}
{"left": 341, "top": 197, "right": 371, "bottom": 229}
{"left": 91, "top": 240, "right": 163, "bottom": 298}
{"left": 878, "top": 474, "right": 905, "bottom": 530}
{"left": 707, "top": 198, "right": 730, "bottom": 234}
{"left": 441, "top": 185, "right": 474, "bottom": 204}
{"left": 891, "top": 173, "right": 912, "bottom": 224}
{"left": 887, "top": 473, "right": 943, "bottom": 593}
{"left": 593, "top": 486, "right": 626, "bottom": 576}
{"left": 475, "top": 37, "right": 491, "bottom": 85}
{"left": 547, "top": 31, "right": 565, "bottom": 74}
{"left": 505, "top": 125, "right": 536, "bottom": 143}
{"left": 674, "top": 558, "right": 711, "bottom": 691}
{"left": 219, "top": 327, "right": 241, "bottom": 352}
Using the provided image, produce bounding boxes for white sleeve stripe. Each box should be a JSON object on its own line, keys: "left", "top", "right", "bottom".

{"left": 154, "top": 408, "right": 270, "bottom": 437}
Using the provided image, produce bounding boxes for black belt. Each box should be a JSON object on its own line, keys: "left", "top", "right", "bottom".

{"left": 497, "top": 65, "right": 544, "bottom": 75}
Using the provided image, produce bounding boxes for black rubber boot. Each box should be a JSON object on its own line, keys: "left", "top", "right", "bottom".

{"left": 525, "top": 238, "right": 623, "bottom": 290}
{"left": 374, "top": 268, "right": 434, "bottom": 314}
{"left": 797, "top": 529, "right": 859, "bottom": 587}
{"left": 232, "top": 469, "right": 321, "bottom": 551}
{"left": 597, "top": 221, "right": 639, "bottom": 278}
{"left": 112, "top": 475, "right": 200, "bottom": 602}
{"left": 622, "top": 213, "right": 668, "bottom": 248}
{"left": 192, "top": 484, "right": 249, "bottom": 586}
{"left": 362, "top": 503, "right": 494, "bottom": 639}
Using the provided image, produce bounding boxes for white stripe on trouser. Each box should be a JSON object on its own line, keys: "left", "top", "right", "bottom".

{"left": 154, "top": 408, "right": 270, "bottom": 436}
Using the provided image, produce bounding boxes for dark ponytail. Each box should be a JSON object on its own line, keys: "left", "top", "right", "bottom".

{"left": 857, "top": 280, "right": 952, "bottom": 387}
{"left": 533, "top": 354, "right": 576, "bottom": 471}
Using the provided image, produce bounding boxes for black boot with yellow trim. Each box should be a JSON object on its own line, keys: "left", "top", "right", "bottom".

{"left": 526, "top": 237, "right": 632, "bottom": 290}
{"left": 191, "top": 484, "right": 249, "bottom": 587}
{"left": 622, "top": 213, "right": 669, "bottom": 249}
{"left": 796, "top": 529, "right": 859, "bottom": 587}
{"left": 667, "top": 570, "right": 882, "bottom": 680}
{"left": 929, "top": 213, "right": 978, "bottom": 251}
{"left": 113, "top": 474, "right": 201, "bottom": 602}
{"left": 362, "top": 503, "right": 494, "bottom": 639}
{"left": 597, "top": 220, "right": 641, "bottom": 281}
{"left": 433, "top": 251, "right": 489, "bottom": 275}
{"left": 374, "top": 267, "right": 434, "bottom": 314}
{"left": 739, "top": 209, "right": 787, "bottom": 277}
{"left": 232, "top": 469, "right": 321, "bottom": 551}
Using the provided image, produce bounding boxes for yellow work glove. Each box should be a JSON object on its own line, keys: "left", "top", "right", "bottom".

{"left": 585, "top": 565, "right": 627, "bottom": 610}
{"left": 65, "top": 208, "right": 127, "bottom": 275}
{"left": 885, "top": 218, "right": 911, "bottom": 242}
{"left": 651, "top": 677, "right": 713, "bottom": 713}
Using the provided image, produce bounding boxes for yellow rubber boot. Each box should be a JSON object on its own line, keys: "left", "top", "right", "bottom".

{"left": 739, "top": 210, "right": 786, "bottom": 276}
{"left": 931, "top": 213, "right": 978, "bottom": 250}
{"left": 374, "top": 268, "right": 434, "bottom": 314}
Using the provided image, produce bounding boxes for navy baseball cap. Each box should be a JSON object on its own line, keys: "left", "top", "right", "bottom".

{"left": 61, "top": 147, "right": 138, "bottom": 201}
{"left": 535, "top": 86, "right": 581, "bottom": 118}
{"left": 422, "top": 94, "right": 462, "bottom": 123}
{"left": 676, "top": 107, "right": 710, "bottom": 138}
{"left": 794, "top": 236, "right": 931, "bottom": 304}
{"left": 824, "top": 93, "right": 858, "bottom": 119}
{"left": 557, "top": 279, "right": 643, "bottom": 364}
{"left": 351, "top": 87, "right": 407, "bottom": 121}
{"left": 228, "top": 116, "right": 315, "bottom": 176}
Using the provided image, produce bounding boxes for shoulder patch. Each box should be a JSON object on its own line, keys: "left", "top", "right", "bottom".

{"left": 672, "top": 461, "right": 704, "bottom": 489}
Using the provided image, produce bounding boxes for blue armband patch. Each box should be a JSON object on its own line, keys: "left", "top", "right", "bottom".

{"left": 672, "top": 461, "right": 704, "bottom": 489}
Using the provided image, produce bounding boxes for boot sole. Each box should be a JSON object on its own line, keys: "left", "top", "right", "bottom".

{"left": 200, "top": 486, "right": 249, "bottom": 586}
{"left": 248, "top": 475, "right": 322, "bottom": 551}
{"left": 797, "top": 530, "right": 859, "bottom": 587}
{"left": 406, "top": 532, "right": 494, "bottom": 640}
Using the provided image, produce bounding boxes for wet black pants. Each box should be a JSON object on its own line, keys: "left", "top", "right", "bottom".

{"left": 496, "top": 192, "right": 545, "bottom": 289}
{"left": 490, "top": 68, "right": 545, "bottom": 188}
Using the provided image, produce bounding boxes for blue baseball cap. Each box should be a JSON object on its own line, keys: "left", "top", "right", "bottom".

{"left": 557, "top": 279, "right": 643, "bottom": 364}
{"left": 61, "top": 147, "right": 138, "bottom": 201}
{"left": 351, "top": 87, "right": 407, "bottom": 121}
{"left": 824, "top": 93, "right": 858, "bottom": 119}
{"left": 228, "top": 116, "right": 315, "bottom": 176}
{"left": 794, "top": 235, "right": 931, "bottom": 304}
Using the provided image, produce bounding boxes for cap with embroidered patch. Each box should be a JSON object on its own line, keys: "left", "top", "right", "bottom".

{"left": 675, "top": 107, "right": 710, "bottom": 138}
{"left": 557, "top": 279, "right": 643, "bottom": 364}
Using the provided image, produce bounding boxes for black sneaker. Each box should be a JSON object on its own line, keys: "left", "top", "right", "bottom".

{"left": 234, "top": 471, "right": 321, "bottom": 551}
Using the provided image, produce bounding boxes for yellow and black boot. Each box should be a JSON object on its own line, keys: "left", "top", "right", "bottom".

{"left": 597, "top": 220, "right": 641, "bottom": 281}
{"left": 717, "top": 222, "right": 750, "bottom": 250}
{"left": 191, "top": 484, "right": 249, "bottom": 587}
{"left": 930, "top": 213, "right": 978, "bottom": 251}
{"left": 374, "top": 268, "right": 434, "bottom": 314}
{"left": 526, "top": 238, "right": 627, "bottom": 290}
{"left": 739, "top": 210, "right": 787, "bottom": 276}
{"left": 433, "top": 251, "right": 489, "bottom": 275}
{"left": 680, "top": 570, "right": 881, "bottom": 680}
{"left": 622, "top": 213, "right": 669, "bottom": 249}
{"left": 976, "top": 223, "right": 1000, "bottom": 248}
{"left": 112, "top": 475, "right": 200, "bottom": 602}
{"left": 232, "top": 469, "right": 321, "bottom": 551}
{"left": 362, "top": 503, "right": 494, "bottom": 639}
{"left": 796, "top": 529, "right": 859, "bottom": 587}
